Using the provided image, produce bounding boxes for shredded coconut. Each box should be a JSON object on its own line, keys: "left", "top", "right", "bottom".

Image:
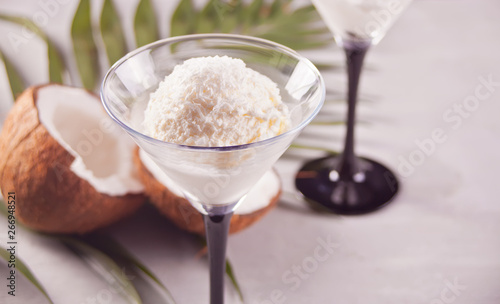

{"left": 143, "top": 56, "right": 290, "bottom": 146}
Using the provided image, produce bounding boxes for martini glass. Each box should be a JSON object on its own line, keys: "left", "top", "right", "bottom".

{"left": 101, "top": 34, "right": 325, "bottom": 304}
{"left": 295, "top": 0, "right": 412, "bottom": 214}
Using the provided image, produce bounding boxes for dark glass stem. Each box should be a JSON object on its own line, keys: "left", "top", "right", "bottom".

{"left": 294, "top": 39, "right": 399, "bottom": 214}
{"left": 338, "top": 41, "right": 371, "bottom": 178}
{"left": 203, "top": 211, "right": 233, "bottom": 304}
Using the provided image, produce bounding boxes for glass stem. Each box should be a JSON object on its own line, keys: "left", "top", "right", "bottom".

{"left": 203, "top": 211, "right": 233, "bottom": 304}
{"left": 338, "top": 41, "right": 370, "bottom": 178}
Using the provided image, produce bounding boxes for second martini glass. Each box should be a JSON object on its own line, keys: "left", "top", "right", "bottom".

{"left": 101, "top": 34, "right": 325, "bottom": 304}
{"left": 295, "top": 0, "right": 412, "bottom": 214}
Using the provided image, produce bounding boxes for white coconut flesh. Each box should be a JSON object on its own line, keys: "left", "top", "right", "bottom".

{"left": 37, "top": 85, "right": 144, "bottom": 196}
{"left": 138, "top": 149, "right": 280, "bottom": 214}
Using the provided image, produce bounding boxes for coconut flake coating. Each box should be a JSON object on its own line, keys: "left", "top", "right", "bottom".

{"left": 143, "top": 56, "right": 290, "bottom": 147}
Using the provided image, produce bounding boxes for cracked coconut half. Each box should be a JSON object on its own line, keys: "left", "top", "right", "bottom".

{"left": 0, "top": 84, "right": 145, "bottom": 234}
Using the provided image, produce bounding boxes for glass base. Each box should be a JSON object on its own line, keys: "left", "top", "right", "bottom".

{"left": 295, "top": 155, "right": 399, "bottom": 215}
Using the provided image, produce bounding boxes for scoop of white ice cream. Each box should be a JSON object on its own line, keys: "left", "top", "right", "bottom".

{"left": 143, "top": 56, "right": 290, "bottom": 147}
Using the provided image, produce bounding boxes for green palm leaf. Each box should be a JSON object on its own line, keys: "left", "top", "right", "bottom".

{"left": 0, "top": 246, "right": 54, "bottom": 303}
{"left": 269, "top": 0, "right": 291, "bottom": 18}
{"left": 242, "top": 0, "right": 264, "bottom": 31}
{"left": 218, "top": 0, "right": 242, "bottom": 33}
{"left": 61, "top": 237, "right": 143, "bottom": 304}
{"left": 79, "top": 234, "right": 176, "bottom": 303}
{"left": 134, "top": 0, "right": 159, "bottom": 47}
{"left": 170, "top": 0, "right": 196, "bottom": 37}
{"left": 0, "top": 202, "right": 176, "bottom": 304}
{"left": 101, "top": 0, "right": 128, "bottom": 65}
{"left": 0, "top": 51, "right": 25, "bottom": 99}
{"left": 47, "top": 43, "right": 65, "bottom": 83}
{"left": 225, "top": 259, "right": 244, "bottom": 302}
{"left": 71, "top": 0, "right": 100, "bottom": 90}
{"left": 196, "top": 0, "right": 222, "bottom": 33}
{"left": 0, "top": 14, "right": 65, "bottom": 84}
{"left": 170, "top": 0, "right": 333, "bottom": 51}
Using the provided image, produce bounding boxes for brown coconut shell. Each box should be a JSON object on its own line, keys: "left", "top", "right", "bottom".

{"left": 0, "top": 85, "right": 145, "bottom": 234}
{"left": 133, "top": 147, "right": 281, "bottom": 235}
